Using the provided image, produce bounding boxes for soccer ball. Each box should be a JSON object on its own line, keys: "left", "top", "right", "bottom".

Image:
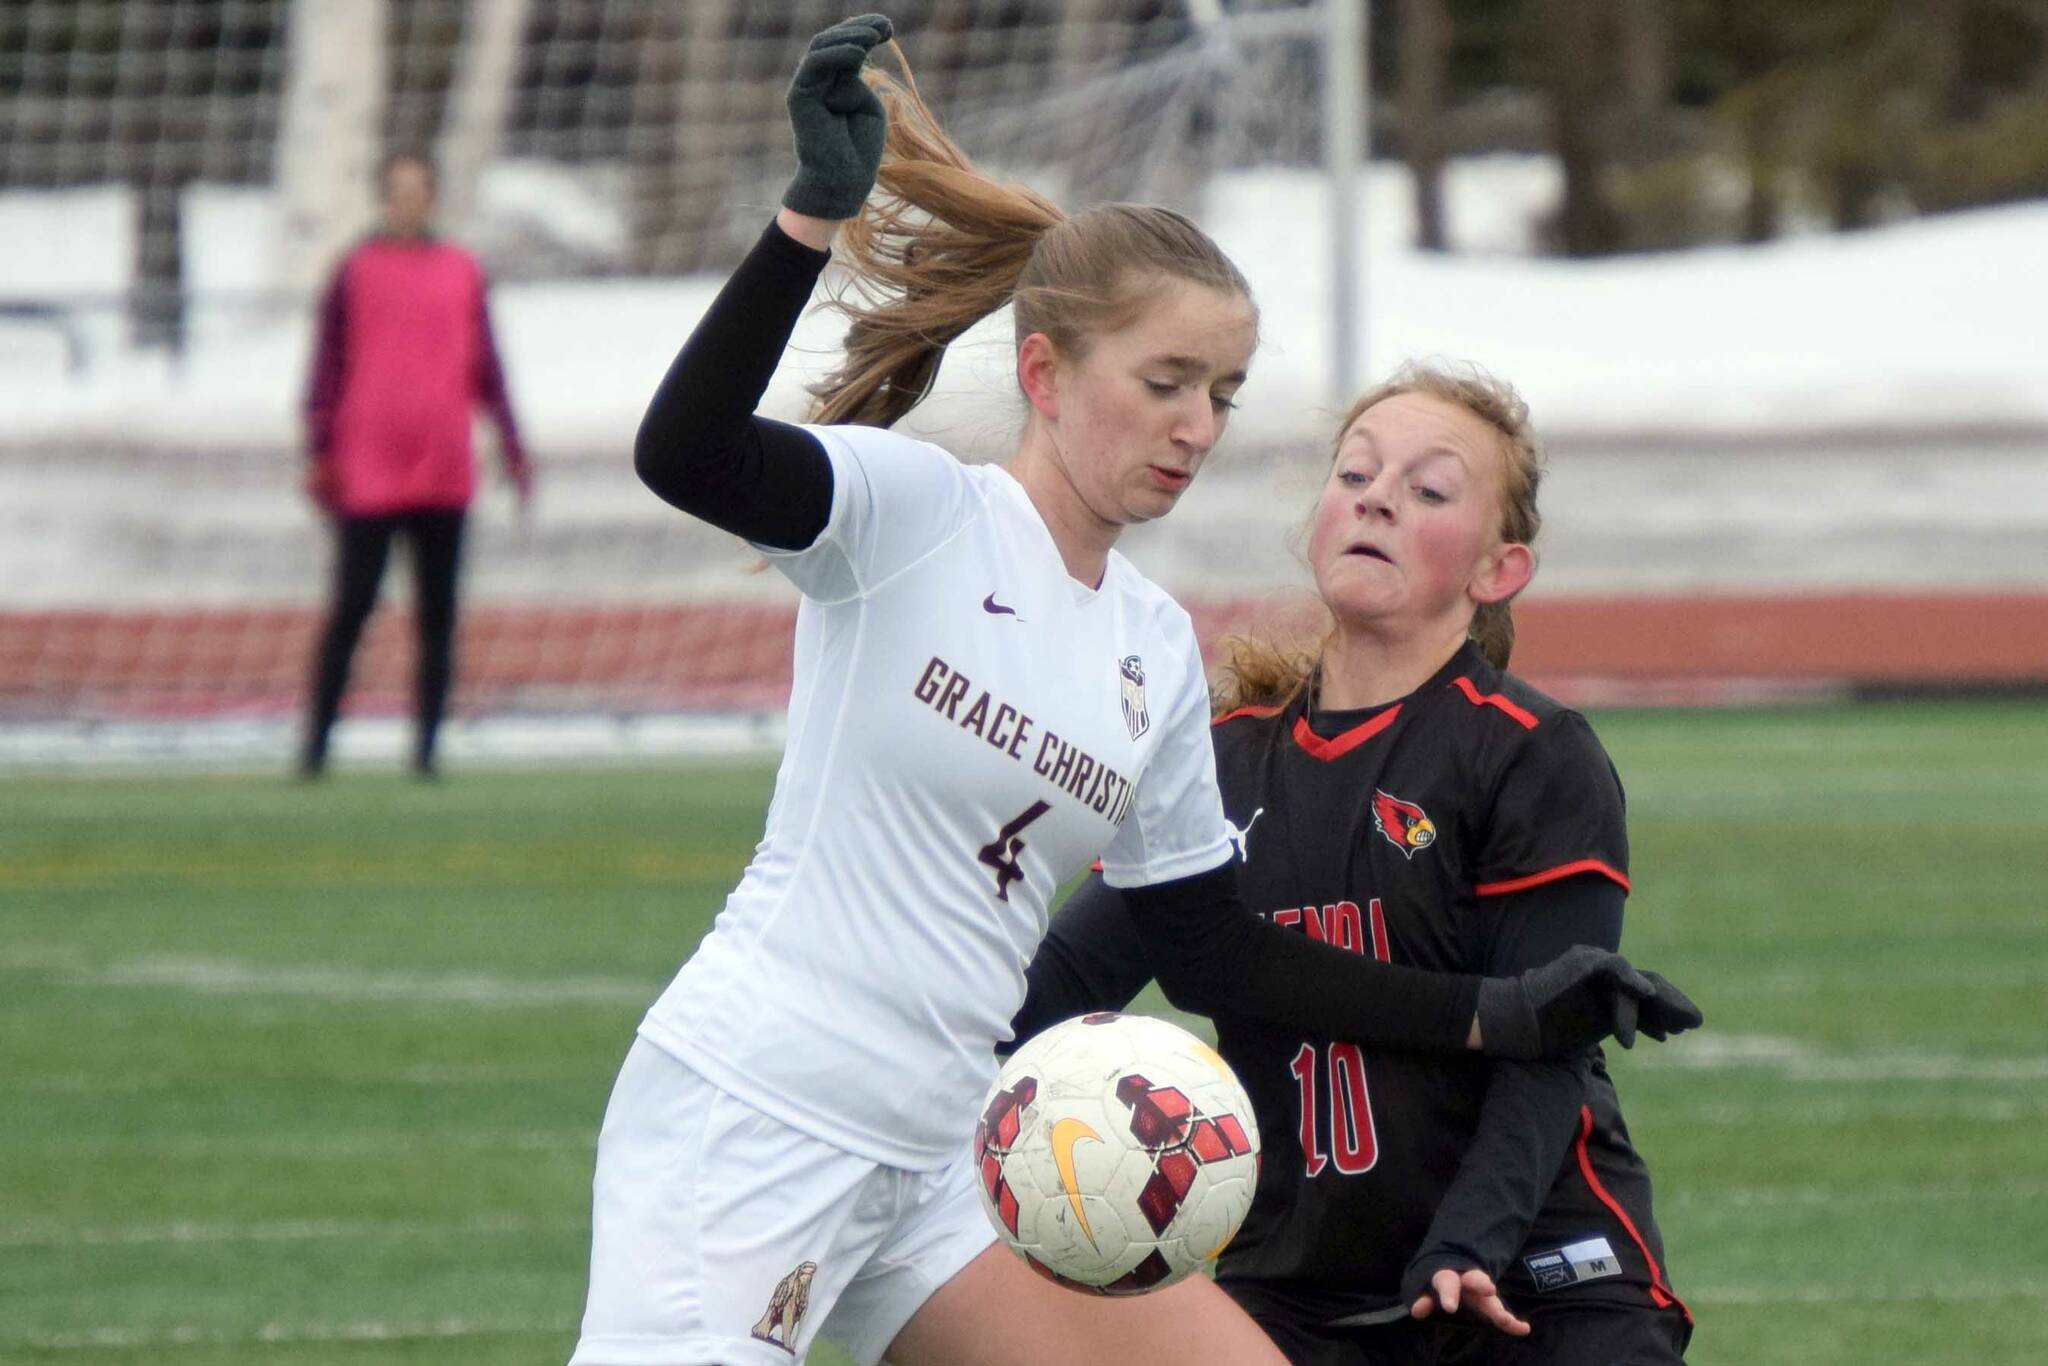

{"left": 974, "top": 1011, "right": 1260, "bottom": 1295}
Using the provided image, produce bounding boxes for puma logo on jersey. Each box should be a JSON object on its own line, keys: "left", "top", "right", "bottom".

{"left": 1225, "top": 807, "right": 1265, "bottom": 863}
{"left": 1371, "top": 789, "right": 1436, "bottom": 858}
{"left": 982, "top": 592, "right": 1023, "bottom": 620}
{"left": 749, "top": 1260, "right": 817, "bottom": 1353}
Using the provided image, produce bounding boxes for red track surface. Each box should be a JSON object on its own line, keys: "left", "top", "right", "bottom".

{"left": 3, "top": 594, "right": 2043, "bottom": 719}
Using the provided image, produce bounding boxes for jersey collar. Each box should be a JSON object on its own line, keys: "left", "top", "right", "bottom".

{"left": 1283, "top": 641, "right": 1489, "bottom": 761}
{"left": 986, "top": 464, "right": 1112, "bottom": 606}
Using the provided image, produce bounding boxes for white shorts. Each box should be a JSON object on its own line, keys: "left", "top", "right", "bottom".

{"left": 570, "top": 1035, "right": 998, "bottom": 1366}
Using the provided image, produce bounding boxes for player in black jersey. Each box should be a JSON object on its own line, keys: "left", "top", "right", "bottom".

{"left": 1013, "top": 363, "right": 1694, "bottom": 1364}
{"left": 577, "top": 17, "right": 1702, "bottom": 1365}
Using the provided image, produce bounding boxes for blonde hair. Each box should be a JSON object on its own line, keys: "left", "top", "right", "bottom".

{"left": 1211, "top": 631, "right": 1324, "bottom": 716}
{"left": 807, "top": 52, "right": 1255, "bottom": 428}
{"left": 1210, "top": 361, "right": 1544, "bottom": 714}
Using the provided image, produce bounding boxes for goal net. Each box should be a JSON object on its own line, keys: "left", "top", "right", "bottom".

{"left": 0, "top": 0, "right": 1350, "bottom": 765}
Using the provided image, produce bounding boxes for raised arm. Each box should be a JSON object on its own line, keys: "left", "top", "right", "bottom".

{"left": 632, "top": 13, "right": 895, "bottom": 549}
{"left": 631, "top": 221, "right": 836, "bottom": 549}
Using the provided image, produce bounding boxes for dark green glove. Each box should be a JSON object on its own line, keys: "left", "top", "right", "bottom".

{"left": 1476, "top": 944, "right": 1703, "bottom": 1060}
{"left": 782, "top": 13, "right": 894, "bottom": 221}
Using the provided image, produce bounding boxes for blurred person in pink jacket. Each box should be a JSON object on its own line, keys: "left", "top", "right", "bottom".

{"left": 299, "top": 152, "right": 531, "bottom": 779}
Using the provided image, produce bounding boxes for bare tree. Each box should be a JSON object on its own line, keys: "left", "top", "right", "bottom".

{"left": 1056, "top": 0, "right": 1154, "bottom": 206}
{"left": 1615, "top": 0, "right": 1671, "bottom": 119}
{"left": 1536, "top": 0, "right": 1625, "bottom": 255}
{"left": 630, "top": 0, "right": 770, "bottom": 273}
{"left": 1397, "top": 0, "right": 1452, "bottom": 251}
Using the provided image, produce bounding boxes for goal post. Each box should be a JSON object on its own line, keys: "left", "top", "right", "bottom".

{"left": 1, "top": 0, "right": 1356, "bottom": 763}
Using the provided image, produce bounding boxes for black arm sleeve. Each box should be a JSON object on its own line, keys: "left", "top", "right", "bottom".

{"left": 1105, "top": 861, "right": 1483, "bottom": 1055}
{"left": 1006, "top": 873, "right": 1161, "bottom": 1052}
{"left": 632, "top": 219, "right": 836, "bottom": 551}
{"left": 1403, "top": 874, "right": 1625, "bottom": 1289}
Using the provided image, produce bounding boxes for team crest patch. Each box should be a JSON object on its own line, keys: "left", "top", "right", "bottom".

{"left": 749, "top": 1260, "right": 817, "bottom": 1354}
{"left": 1119, "top": 655, "right": 1149, "bottom": 740}
{"left": 1371, "top": 789, "right": 1436, "bottom": 859}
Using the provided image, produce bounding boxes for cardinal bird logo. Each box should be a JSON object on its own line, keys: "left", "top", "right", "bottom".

{"left": 1371, "top": 789, "right": 1437, "bottom": 859}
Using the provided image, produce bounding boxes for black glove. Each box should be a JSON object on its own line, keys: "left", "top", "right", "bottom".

{"left": 1476, "top": 944, "right": 1703, "bottom": 1060}
{"left": 782, "top": 14, "right": 894, "bottom": 220}
{"left": 1633, "top": 967, "right": 1704, "bottom": 1045}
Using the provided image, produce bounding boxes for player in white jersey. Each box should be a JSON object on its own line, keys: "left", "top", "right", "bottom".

{"left": 572, "top": 17, "right": 1692, "bottom": 1365}
{"left": 643, "top": 424, "right": 1231, "bottom": 1170}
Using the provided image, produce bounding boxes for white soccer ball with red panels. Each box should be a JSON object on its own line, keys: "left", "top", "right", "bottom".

{"left": 974, "top": 1011, "right": 1260, "bottom": 1294}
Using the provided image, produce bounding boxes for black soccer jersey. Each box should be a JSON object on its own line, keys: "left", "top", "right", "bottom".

{"left": 1021, "top": 641, "right": 1687, "bottom": 1329}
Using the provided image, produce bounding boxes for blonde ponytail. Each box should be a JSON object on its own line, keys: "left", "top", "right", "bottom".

{"left": 808, "top": 49, "right": 1254, "bottom": 430}
{"left": 807, "top": 56, "right": 1063, "bottom": 427}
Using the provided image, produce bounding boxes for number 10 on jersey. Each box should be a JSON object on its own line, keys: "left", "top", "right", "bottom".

{"left": 1287, "top": 899, "right": 1390, "bottom": 1177}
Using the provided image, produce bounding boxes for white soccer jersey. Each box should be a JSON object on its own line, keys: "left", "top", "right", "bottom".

{"left": 639, "top": 424, "right": 1232, "bottom": 1169}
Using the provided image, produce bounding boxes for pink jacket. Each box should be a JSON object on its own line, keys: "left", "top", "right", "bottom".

{"left": 304, "top": 236, "right": 526, "bottom": 516}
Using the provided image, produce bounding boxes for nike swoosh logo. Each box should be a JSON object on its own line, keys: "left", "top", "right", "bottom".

{"left": 1049, "top": 1117, "right": 1101, "bottom": 1247}
{"left": 982, "top": 593, "right": 1021, "bottom": 618}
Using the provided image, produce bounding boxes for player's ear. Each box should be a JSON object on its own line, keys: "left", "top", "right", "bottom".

{"left": 1468, "top": 541, "right": 1533, "bottom": 606}
{"left": 1017, "top": 332, "right": 1062, "bottom": 420}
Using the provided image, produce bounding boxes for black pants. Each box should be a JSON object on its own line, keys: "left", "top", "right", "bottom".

{"left": 302, "top": 509, "right": 466, "bottom": 773}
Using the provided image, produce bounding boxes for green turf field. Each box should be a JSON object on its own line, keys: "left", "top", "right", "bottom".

{"left": 3, "top": 701, "right": 2045, "bottom": 1364}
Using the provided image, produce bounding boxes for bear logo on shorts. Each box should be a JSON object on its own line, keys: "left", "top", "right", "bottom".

{"left": 750, "top": 1260, "right": 818, "bottom": 1353}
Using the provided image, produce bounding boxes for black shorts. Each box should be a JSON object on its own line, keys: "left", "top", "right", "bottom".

{"left": 1244, "top": 1296, "right": 1690, "bottom": 1366}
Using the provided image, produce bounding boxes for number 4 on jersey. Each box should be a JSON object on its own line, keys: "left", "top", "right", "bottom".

{"left": 978, "top": 801, "right": 1050, "bottom": 901}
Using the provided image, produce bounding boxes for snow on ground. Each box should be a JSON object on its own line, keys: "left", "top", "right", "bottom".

{"left": 3, "top": 159, "right": 2045, "bottom": 612}
{"left": 6, "top": 159, "right": 2044, "bottom": 760}
{"left": 4, "top": 157, "right": 2046, "bottom": 454}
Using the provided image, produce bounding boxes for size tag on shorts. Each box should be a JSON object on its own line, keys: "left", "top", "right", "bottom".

{"left": 1522, "top": 1236, "right": 1621, "bottom": 1292}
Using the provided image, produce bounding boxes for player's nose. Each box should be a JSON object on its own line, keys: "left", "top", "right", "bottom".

{"left": 1172, "top": 392, "right": 1219, "bottom": 453}
{"left": 1355, "top": 474, "right": 1396, "bottom": 521}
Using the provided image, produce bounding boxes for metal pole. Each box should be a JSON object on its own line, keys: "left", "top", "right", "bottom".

{"left": 1322, "top": 0, "right": 1367, "bottom": 405}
